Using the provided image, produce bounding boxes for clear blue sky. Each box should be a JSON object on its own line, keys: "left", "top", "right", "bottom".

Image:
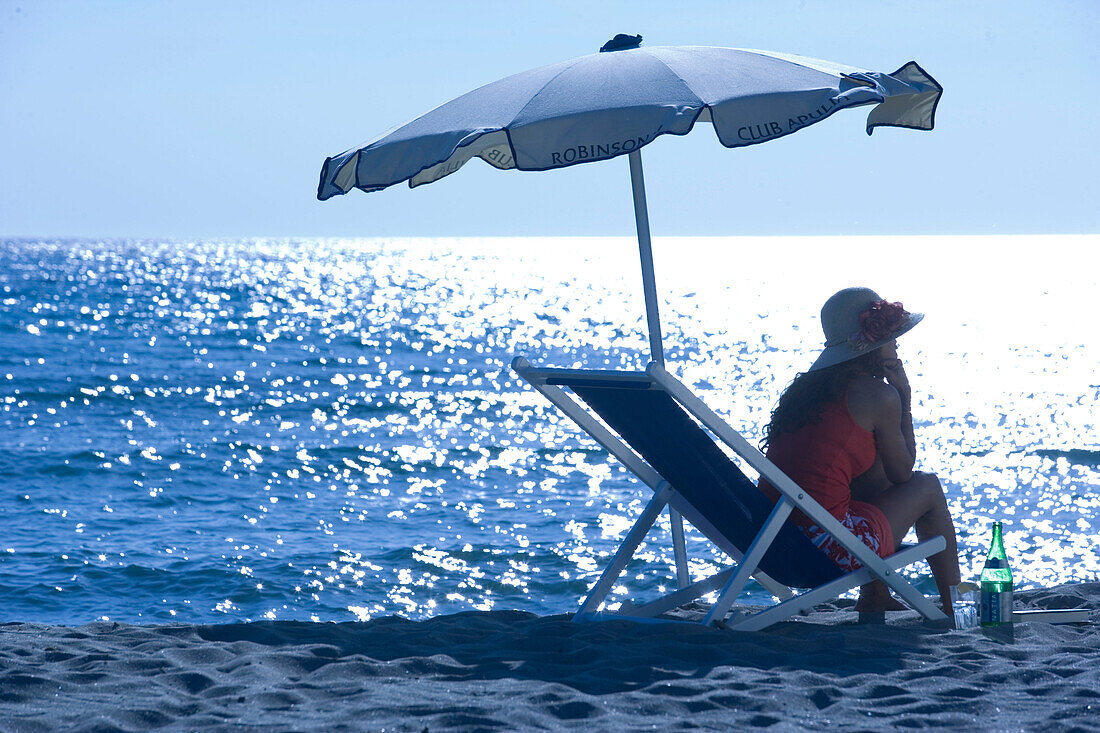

{"left": 2, "top": 0, "right": 1097, "bottom": 238}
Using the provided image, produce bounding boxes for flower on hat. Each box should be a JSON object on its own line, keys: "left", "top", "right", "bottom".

{"left": 847, "top": 300, "right": 910, "bottom": 350}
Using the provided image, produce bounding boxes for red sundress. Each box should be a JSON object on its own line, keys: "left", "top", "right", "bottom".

{"left": 758, "top": 396, "right": 895, "bottom": 571}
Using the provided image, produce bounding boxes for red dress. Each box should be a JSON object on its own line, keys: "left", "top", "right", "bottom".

{"left": 758, "top": 396, "right": 895, "bottom": 571}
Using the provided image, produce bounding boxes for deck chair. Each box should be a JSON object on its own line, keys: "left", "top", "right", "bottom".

{"left": 511, "top": 356, "right": 949, "bottom": 631}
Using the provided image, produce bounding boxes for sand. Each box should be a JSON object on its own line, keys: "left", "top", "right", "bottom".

{"left": 2, "top": 583, "right": 1098, "bottom": 732}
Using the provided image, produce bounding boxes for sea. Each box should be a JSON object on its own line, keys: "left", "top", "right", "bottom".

{"left": 2, "top": 235, "right": 1097, "bottom": 626}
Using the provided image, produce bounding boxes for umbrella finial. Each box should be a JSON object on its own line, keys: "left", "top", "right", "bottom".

{"left": 599, "top": 34, "right": 642, "bottom": 52}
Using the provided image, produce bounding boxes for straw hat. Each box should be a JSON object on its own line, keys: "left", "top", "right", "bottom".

{"left": 807, "top": 287, "right": 923, "bottom": 372}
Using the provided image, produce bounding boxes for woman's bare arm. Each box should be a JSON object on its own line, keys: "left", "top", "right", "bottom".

{"left": 850, "top": 454, "right": 891, "bottom": 501}
{"left": 882, "top": 358, "right": 916, "bottom": 459}
{"left": 848, "top": 373, "right": 915, "bottom": 487}
{"left": 872, "top": 384, "right": 915, "bottom": 484}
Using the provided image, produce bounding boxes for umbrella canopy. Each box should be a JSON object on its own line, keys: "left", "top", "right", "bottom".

{"left": 318, "top": 44, "right": 940, "bottom": 199}
{"left": 317, "top": 41, "right": 941, "bottom": 364}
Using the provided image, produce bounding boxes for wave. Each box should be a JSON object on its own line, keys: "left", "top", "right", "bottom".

{"left": 1033, "top": 448, "right": 1100, "bottom": 466}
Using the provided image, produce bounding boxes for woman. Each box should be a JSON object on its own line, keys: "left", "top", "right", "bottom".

{"left": 758, "top": 287, "right": 961, "bottom": 616}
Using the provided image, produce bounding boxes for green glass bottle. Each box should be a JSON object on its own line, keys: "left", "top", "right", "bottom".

{"left": 979, "top": 522, "right": 1013, "bottom": 626}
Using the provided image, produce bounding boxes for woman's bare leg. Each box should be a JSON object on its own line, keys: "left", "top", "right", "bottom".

{"left": 864, "top": 471, "right": 961, "bottom": 612}
{"left": 850, "top": 454, "right": 891, "bottom": 503}
{"left": 854, "top": 581, "right": 907, "bottom": 612}
{"left": 850, "top": 457, "right": 907, "bottom": 612}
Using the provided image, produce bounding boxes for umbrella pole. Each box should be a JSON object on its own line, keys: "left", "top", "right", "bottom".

{"left": 629, "top": 151, "right": 688, "bottom": 589}
{"left": 627, "top": 150, "right": 664, "bottom": 367}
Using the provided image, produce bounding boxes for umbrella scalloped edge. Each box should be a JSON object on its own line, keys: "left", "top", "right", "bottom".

{"left": 317, "top": 50, "right": 942, "bottom": 201}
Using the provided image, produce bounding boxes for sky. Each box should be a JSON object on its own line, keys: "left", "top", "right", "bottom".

{"left": 1, "top": 0, "right": 1097, "bottom": 238}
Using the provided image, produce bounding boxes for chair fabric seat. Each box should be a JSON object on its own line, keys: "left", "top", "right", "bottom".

{"left": 572, "top": 385, "right": 844, "bottom": 589}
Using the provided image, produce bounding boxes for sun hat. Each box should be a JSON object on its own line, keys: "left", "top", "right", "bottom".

{"left": 807, "top": 287, "right": 923, "bottom": 372}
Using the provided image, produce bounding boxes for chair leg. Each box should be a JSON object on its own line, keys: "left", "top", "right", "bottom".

{"left": 619, "top": 566, "right": 735, "bottom": 617}
{"left": 725, "top": 539, "right": 949, "bottom": 631}
{"left": 704, "top": 497, "right": 792, "bottom": 626}
{"left": 575, "top": 484, "right": 672, "bottom": 618}
{"left": 727, "top": 567, "right": 875, "bottom": 631}
{"left": 669, "top": 508, "right": 689, "bottom": 589}
{"left": 876, "top": 540, "right": 948, "bottom": 622}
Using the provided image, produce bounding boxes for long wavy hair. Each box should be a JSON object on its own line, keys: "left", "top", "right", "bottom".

{"left": 762, "top": 350, "right": 882, "bottom": 450}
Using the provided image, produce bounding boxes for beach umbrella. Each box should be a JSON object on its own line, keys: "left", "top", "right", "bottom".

{"left": 317, "top": 35, "right": 941, "bottom": 365}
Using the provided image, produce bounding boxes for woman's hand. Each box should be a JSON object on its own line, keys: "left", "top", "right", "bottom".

{"left": 882, "top": 358, "right": 911, "bottom": 408}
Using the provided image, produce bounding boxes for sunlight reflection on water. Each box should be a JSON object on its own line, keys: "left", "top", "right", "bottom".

{"left": 0, "top": 235, "right": 1096, "bottom": 624}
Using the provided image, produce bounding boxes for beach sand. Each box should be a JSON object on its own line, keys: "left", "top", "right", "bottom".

{"left": 2, "top": 583, "right": 1097, "bottom": 732}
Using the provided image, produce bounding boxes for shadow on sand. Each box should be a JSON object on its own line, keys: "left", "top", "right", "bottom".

{"left": 193, "top": 603, "right": 951, "bottom": 695}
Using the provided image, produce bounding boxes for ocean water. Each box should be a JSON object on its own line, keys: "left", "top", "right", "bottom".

{"left": 1, "top": 235, "right": 1097, "bottom": 625}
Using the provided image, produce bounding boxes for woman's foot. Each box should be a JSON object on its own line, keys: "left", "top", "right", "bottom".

{"left": 855, "top": 581, "right": 909, "bottom": 612}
